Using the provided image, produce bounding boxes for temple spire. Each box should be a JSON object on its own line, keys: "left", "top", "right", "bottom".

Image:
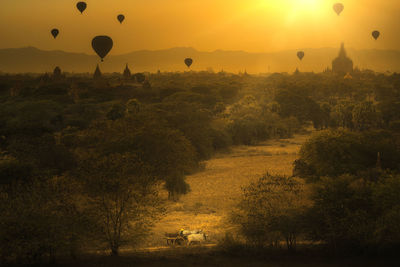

{"left": 123, "top": 64, "right": 131, "bottom": 78}
{"left": 53, "top": 66, "right": 62, "bottom": 80}
{"left": 338, "top": 42, "right": 347, "bottom": 58}
{"left": 94, "top": 64, "right": 102, "bottom": 79}
{"left": 332, "top": 43, "right": 353, "bottom": 74}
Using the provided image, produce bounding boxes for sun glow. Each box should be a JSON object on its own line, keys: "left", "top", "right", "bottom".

{"left": 257, "top": 0, "right": 330, "bottom": 20}
{"left": 283, "top": 0, "right": 326, "bottom": 13}
{"left": 290, "top": 0, "right": 320, "bottom": 9}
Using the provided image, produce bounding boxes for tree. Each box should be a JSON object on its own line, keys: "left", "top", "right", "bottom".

{"left": 295, "top": 130, "right": 400, "bottom": 180}
{"left": 6, "top": 134, "right": 76, "bottom": 176}
{"left": 307, "top": 175, "right": 375, "bottom": 252}
{"left": 134, "top": 73, "right": 146, "bottom": 83}
{"left": 78, "top": 153, "right": 162, "bottom": 256}
{"left": 125, "top": 98, "right": 141, "bottom": 114}
{"left": 0, "top": 175, "right": 93, "bottom": 264}
{"left": 232, "top": 174, "right": 309, "bottom": 250}
{"left": 226, "top": 95, "right": 294, "bottom": 145}
{"left": 76, "top": 113, "right": 197, "bottom": 200}
{"left": 352, "top": 101, "right": 381, "bottom": 131}
{"left": 306, "top": 173, "right": 400, "bottom": 252}
{"left": 142, "top": 80, "right": 151, "bottom": 90}
{"left": 164, "top": 175, "right": 190, "bottom": 201}
{"left": 372, "top": 174, "right": 400, "bottom": 247}
{"left": 157, "top": 101, "right": 214, "bottom": 159}
{"left": 377, "top": 100, "right": 400, "bottom": 128}
{"left": 319, "top": 102, "right": 332, "bottom": 129}
{"left": 274, "top": 89, "right": 321, "bottom": 126}
{"left": 106, "top": 103, "right": 125, "bottom": 121}
{"left": 0, "top": 100, "right": 64, "bottom": 137}
{"left": 331, "top": 101, "right": 354, "bottom": 129}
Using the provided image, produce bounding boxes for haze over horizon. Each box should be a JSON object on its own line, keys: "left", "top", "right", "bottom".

{"left": 2, "top": 45, "right": 400, "bottom": 73}
{"left": 4, "top": 44, "right": 400, "bottom": 56}
{"left": 1, "top": 0, "right": 399, "bottom": 55}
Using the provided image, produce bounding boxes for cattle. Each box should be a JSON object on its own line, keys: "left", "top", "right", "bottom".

{"left": 179, "top": 229, "right": 202, "bottom": 238}
{"left": 165, "top": 232, "right": 179, "bottom": 238}
{"left": 186, "top": 233, "right": 207, "bottom": 246}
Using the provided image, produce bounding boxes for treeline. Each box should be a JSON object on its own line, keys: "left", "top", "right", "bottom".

{"left": 230, "top": 130, "right": 400, "bottom": 254}
{"left": 227, "top": 70, "right": 400, "bottom": 254}
{"left": 270, "top": 71, "right": 400, "bottom": 131}
{"left": 0, "top": 71, "right": 300, "bottom": 264}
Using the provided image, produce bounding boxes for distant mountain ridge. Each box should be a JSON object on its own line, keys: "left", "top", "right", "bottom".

{"left": 1, "top": 46, "right": 400, "bottom": 74}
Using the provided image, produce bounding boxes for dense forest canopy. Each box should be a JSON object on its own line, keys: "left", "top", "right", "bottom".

{"left": 1, "top": 69, "right": 400, "bottom": 264}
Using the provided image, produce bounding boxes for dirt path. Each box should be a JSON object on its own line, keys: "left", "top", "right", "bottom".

{"left": 147, "top": 134, "right": 310, "bottom": 247}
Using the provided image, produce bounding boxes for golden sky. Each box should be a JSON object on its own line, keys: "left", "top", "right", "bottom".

{"left": 0, "top": 0, "right": 399, "bottom": 54}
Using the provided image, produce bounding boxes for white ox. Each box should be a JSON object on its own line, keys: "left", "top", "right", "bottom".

{"left": 180, "top": 229, "right": 202, "bottom": 237}
{"left": 186, "top": 233, "right": 207, "bottom": 246}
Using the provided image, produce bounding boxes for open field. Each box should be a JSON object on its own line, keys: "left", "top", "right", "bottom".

{"left": 148, "top": 134, "right": 310, "bottom": 247}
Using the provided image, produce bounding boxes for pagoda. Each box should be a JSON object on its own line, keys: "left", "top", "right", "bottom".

{"left": 123, "top": 64, "right": 131, "bottom": 78}
{"left": 332, "top": 43, "right": 353, "bottom": 74}
{"left": 94, "top": 64, "right": 102, "bottom": 79}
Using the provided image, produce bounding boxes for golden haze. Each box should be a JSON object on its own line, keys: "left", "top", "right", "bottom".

{"left": 0, "top": 0, "right": 399, "bottom": 54}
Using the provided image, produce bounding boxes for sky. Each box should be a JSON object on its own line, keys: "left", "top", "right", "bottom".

{"left": 1, "top": 0, "right": 399, "bottom": 55}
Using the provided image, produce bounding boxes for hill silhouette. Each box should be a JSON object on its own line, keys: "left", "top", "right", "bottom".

{"left": 0, "top": 46, "right": 399, "bottom": 73}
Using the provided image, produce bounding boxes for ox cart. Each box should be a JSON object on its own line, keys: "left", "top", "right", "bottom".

{"left": 165, "top": 233, "right": 185, "bottom": 246}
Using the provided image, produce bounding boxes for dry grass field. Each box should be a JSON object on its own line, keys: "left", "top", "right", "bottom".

{"left": 147, "top": 134, "right": 310, "bottom": 247}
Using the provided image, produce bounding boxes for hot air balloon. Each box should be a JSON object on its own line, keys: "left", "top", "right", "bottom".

{"left": 92, "top": 36, "right": 113, "bottom": 62}
{"left": 333, "top": 3, "right": 344, "bottom": 16}
{"left": 117, "top": 14, "right": 125, "bottom": 24}
{"left": 76, "top": 2, "right": 87, "bottom": 14}
{"left": 372, "top": 30, "right": 380, "bottom": 40}
{"left": 297, "top": 51, "right": 305, "bottom": 61}
{"left": 51, "top": 29, "right": 59, "bottom": 39}
{"left": 184, "top": 58, "right": 193, "bottom": 68}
